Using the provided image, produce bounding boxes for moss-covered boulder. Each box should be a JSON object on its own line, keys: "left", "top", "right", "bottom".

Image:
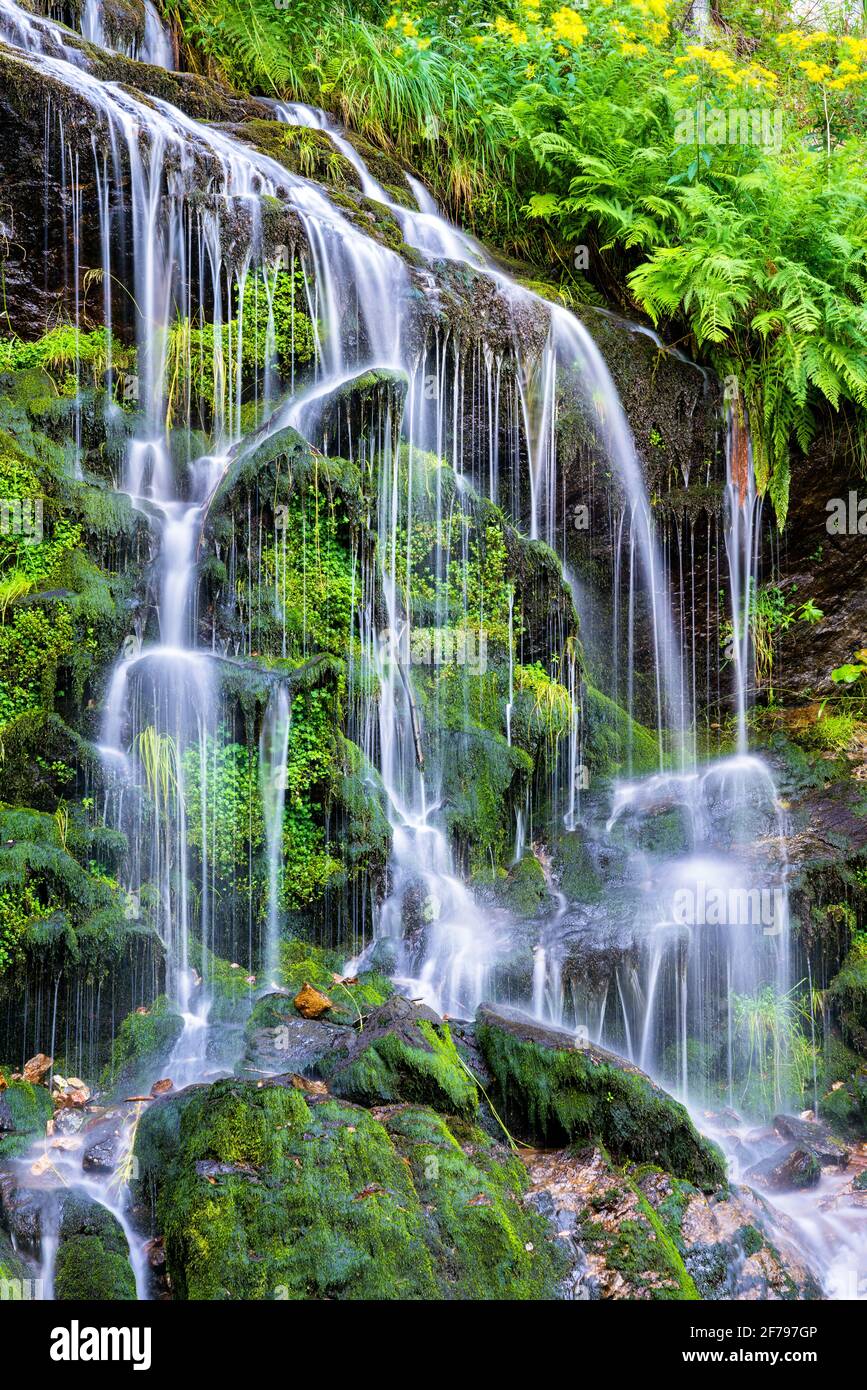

{"left": 53, "top": 1194, "right": 136, "bottom": 1301}
{"left": 819, "top": 1070, "right": 867, "bottom": 1140}
{"left": 383, "top": 1105, "right": 565, "bottom": 1298}
{"left": 101, "top": 997, "right": 184, "bottom": 1097}
{"left": 276, "top": 939, "right": 393, "bottom": 1024}
{"left": 476, "top": 1004, "right": 726, "bottom": 1190}
{"left": 0, "top": 1079, "right": 53, "bottom": 1159}
{"left": 133, "top": 1076, "right": 562, "bottom": 1299}
{"left": 322, "top": 995, "right": 479, "bottom": 1117}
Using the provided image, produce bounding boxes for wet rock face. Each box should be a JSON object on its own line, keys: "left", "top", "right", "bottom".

{"left": 772, "top": 1114, "right": 849, "bottom": 1168}
{"left": 522, "top": 1146, "right": 823, "bottom": 1301}
{"left": 476, "top": 1003, "right": 727, "bottom": 1190}
{"left": 770, "top": 416, "right": 867, "bottom": 696}
{"left": 746, "top": 1144, "right": 822, "bottom": 1192}
{"left": 0, "top": 71, "right": 102, "bottom": 337}
{"left": 241, "top": 1003, "right": 344, "bottom": 1077}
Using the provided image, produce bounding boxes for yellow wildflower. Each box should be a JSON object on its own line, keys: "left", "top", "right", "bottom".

{"left": 385, "top": 13, "right": 397, "bottom": 28}
{"left": 548, "top": 7, "right": 588, "bottom": 45}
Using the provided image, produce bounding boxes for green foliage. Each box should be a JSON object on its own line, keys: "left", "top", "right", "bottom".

{"left": 0, "top": 326, "right": 131, "bottom": 394}
{"left": 0, "top": 1078, "right": 54, "bottom": 1158}
{"left": 732, "top": 984, "right": 818, "bottom": 1116}
{"left": 164, "top": 268, "right": 315, "bottom": 431}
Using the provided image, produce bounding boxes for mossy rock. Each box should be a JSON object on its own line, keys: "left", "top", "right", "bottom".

{"left": 383, "top": 1106, "right": 565, "bottom": 1299}
{"left": 490, "top": 852, "right": 550, "bottom": 919}
{"left": 322, "top": 996, "right": 479, "bottom": 1117}
{"left": 476, "top": 1005, "right": 726, "bottom": 1191}
{"left": 54, "top": 1208, "right": 136, "bottom": 1301}
{"left": 42, "top": 1193, "right": 138, "bottom": 1301}
{"left": 819, "top": 1072, "right": 867, "bottom": 1140}
{"left": 275, "top": 938, "right": 393, "bottom": 1023}
{"left": 101, "top": 996, "right": 184, "bottom": 1096}
{"left": 0, "top": 1080, "right": 53, "bottom": 1159}
{"left": 133, "top": 1077, "right": 562, "bottom": 1299}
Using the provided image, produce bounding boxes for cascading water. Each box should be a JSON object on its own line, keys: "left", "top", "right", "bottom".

{"left": 1, "top": 7, "right": 859, "bottom": 1300}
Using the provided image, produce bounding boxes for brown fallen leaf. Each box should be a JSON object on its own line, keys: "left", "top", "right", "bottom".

{"left": 293, "top": 981, "right": 333, "bottom": 1019}
{"left": 354, "top": 1183, "right": 386, "bottom": 1201}
{"left": 331, "top": 972, "right": 359, "bottom": 987}
{"left": 289, "top": 1074, "right": 328, "bottom": 1096}
{"left": 0, "top": 1072, "right": 7, "bottom": 1091}
{"left": 467, "top": 1193, "right": 492, "bottom": 1207}
{"left": 150, "top": 1078, "right": 174, "bottom": 1096}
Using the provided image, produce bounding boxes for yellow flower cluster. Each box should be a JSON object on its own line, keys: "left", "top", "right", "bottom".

{"left": 672, "top": 44, "right": 777, "bottom": 92}
{"left": 620, "top": 41, "right": 648, "bottom": 57}
{"left": 548, "top": 7, "right": 588, "bottom": 45}
{"left": 628, "top": 0, "right": 669, "bottom": 43}
{"left": 775, "top": 30, "right": 834, "bottom": 53}
{"left": 798, "top": 59, "right": 831, "bottom": 83}
{"left": 385, "top": 12, "right": 422, "bottom": 38}
{"left": 495, "top": 14, "right": 528, "bottom": 45}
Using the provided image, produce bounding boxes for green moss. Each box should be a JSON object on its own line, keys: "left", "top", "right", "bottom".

{"left": 0, "top": 1078, "right": 54, "bottom": 1158}
{"left": 326, "top": 1018, "right": 479, "bottom": 1117}
{"left": 0, "top": 1227, "right": 33, "bottom": 1293}
{"left": 582, "top": 683, "right": 659, "bottom": 778}
{"left": 275, "top": 937, "right": 393, "bottom": 1021}
{"left": 829, "top": 934, "right": 867, "bottom": 1051}
{"left": 54, "top": 1235, "right": 136, "bottom": 1301}
{"left": 578, "top": 1183, "right": 699, "bottom": 1300}
{"left": 477, "top": 1010, "right": 726, "bottom": 1190}
{"left": 135, "top": 1078, "right": 442, "bottom": 1300}
{"left": 134, "top": 1078, "right": 564, "bottom": 1300}
{"left": 384, "top": 1106, "right": 565, "bottom": 1299}
{"left": 101, "top": 996, "right": 184, "bottom": 1096}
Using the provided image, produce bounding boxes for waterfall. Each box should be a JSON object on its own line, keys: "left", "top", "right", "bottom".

{"left": 2, "top": 0, "right": 848, "bottom": 1297}
{"left": 259, "top": 684, "right": 291, "bottom": 987}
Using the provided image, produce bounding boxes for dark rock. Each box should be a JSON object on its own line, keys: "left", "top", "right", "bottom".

{"left": 746, "top": 1143, "right": 822, "bottom": 1191}
{"left": 773, "top": 1114, "right": 848, "bottom": 1168}
{"left": 239, "top": 995, "right": 344, "bottom": 1076}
